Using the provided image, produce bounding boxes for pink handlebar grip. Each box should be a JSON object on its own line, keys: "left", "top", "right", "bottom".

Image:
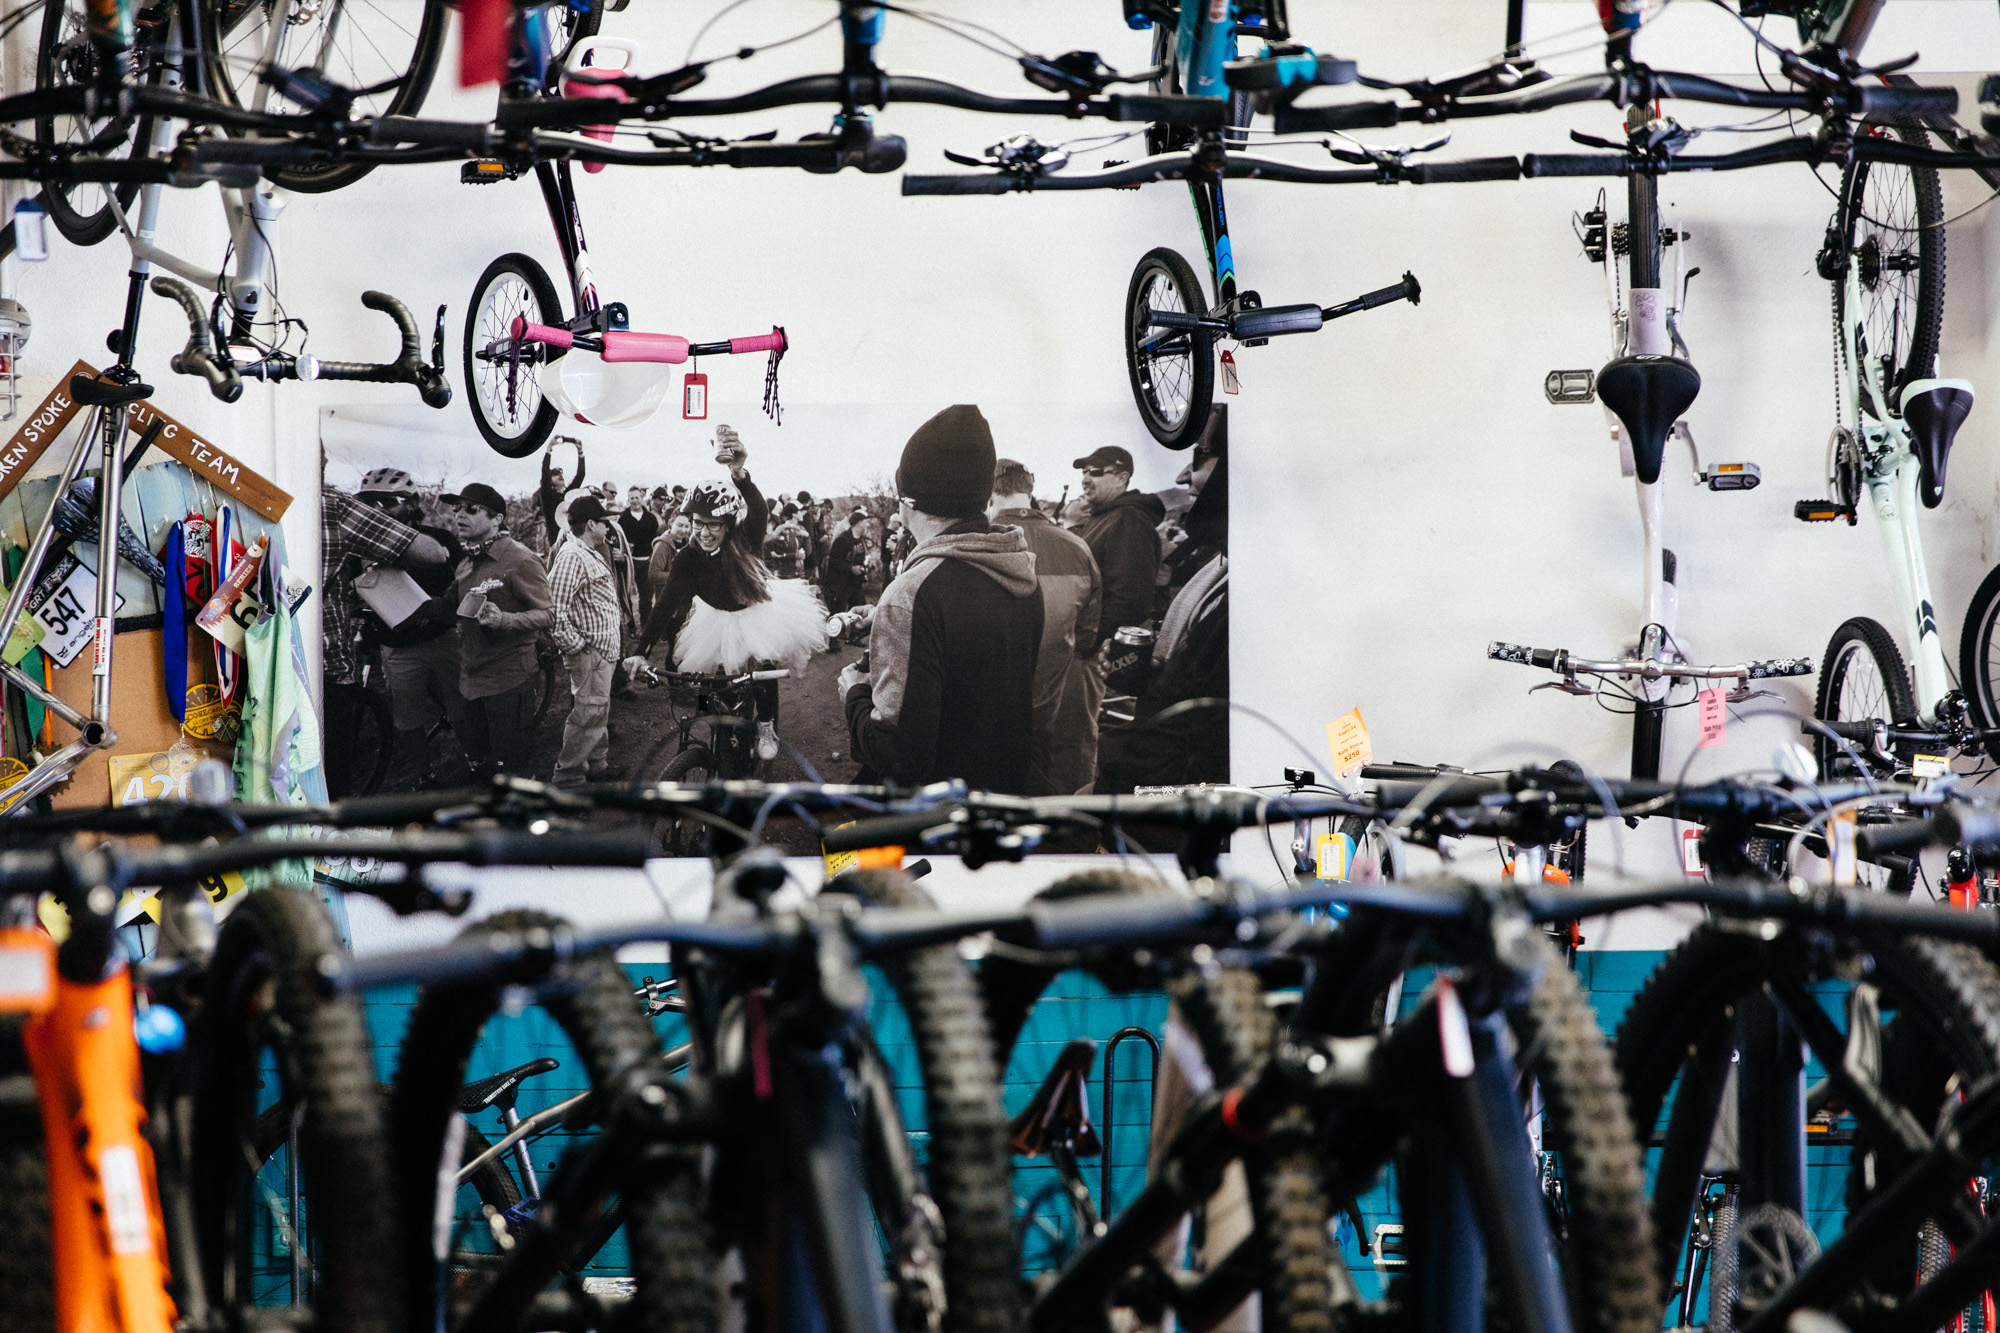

{"left": 511, "top": 317, "right": 573, "bottom": 349}
{"left": 729, "top": 330, "right": 787, "bottom": 356}
{"left": 601, "top": 331, "right": 691, "bottom": 364}
{"left": 561, "top": 69, "right": 631, "bottom": 174}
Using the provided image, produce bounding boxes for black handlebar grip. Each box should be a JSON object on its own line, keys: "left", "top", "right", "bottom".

{"left": 460, "top": 830, "right": 651, "bottom": 868}
{"left": 1029, "top": 893, "right": 1207, "bottom": 950}
{"left": 1521, "top": 153, "right": 1634, "bottom": 178}
{"left": 1272, "top": 101, "right": 1402, "bottom": 132}
{"left": 859, "top": 132, "right": 908, "bottom": 174}
{"left": 332, "top": 788, "right": 486, "bottom": 827}
{"left": 1232, "top": 303, "right": 1323, "bottom": 339}
{"left": 369, "top": 116, "right": 492, "bottom": 151}
{"left": 821, "top": 810, "right": 956, "bottom": 854}
{"left": 0, "top": 848, "right": 60, "bottom": 894}
{"left": 1358, "top": 273, "right": 1420, "bottom": 310}
{"left": 899, "top": 174, "right": 1019, "bottom": 195}
{"left": 1858, "top": 84, "right": 1958, "bottom": 118}
{"left": 1935, "top": 806, "right": 2000, "bottom": 850}
{"left": 1108, "top": 94, "right": 1227, "bottom": 128}
{"left": 1812, "top": 719, "right": 1876, "bottom": 742}
{"left": 1854, "top": 820, "right": 1935, "bottom": 860}
{"left": 1407, "top": 157, "right": 1522, "bottom": 184}
{"left": 1745, "top": 658, "right": 1814, "bottom": 679}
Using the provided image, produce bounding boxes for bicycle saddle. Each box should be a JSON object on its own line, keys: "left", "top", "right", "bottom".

{"left": 1007, "top": 1038, "right": 1101, "bottom": 1158}
{"left": 1899, "top": 377, "right": 1975, "bottom": 508}
{"left": 457, "top": 1056, "right": 561, "bottom": 1114}
{"left": 1595, "top": 355, "right": 1701, "bottom": 485}
{"left": 69, "top": 373, "right": 154, "bottom": 408}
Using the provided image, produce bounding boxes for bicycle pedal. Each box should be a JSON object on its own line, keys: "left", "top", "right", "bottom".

{"left": 461, "top": 159, "right": 516, "bottom": 184}
{"left": 1793, "top": 499, "right": 1855, "bottom": 523}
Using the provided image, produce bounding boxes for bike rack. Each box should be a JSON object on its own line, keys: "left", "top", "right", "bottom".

{"left": 1099, "top": 1025, "right": 1161, "bottom": 1214}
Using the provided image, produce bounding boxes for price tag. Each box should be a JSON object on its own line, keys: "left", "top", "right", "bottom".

{"left": 1681, "top": 827, "right": 1705, "bottom": 877}
{"left": 24, "top": 552, "right": 124, "bottom": 669}
{"left": 1219, "top": 349, "right": 1240, "bottom": 395}
{"left": 1326, "top": 707, "right": 1373, "bottom": 779}
{"left": 1912, "top": 753, "right": 1949, "bottom": 779}
{"left": 0, "top": 928, "right": 53, "bottom": 1014}
{"left": 1315, "top": 831, "right": 1354, "bottom": 880}
{"left": 683, "top": 370, "right": 708, "bottom": 420}
{"left": 1829, "top": 810, "right": 1857, "bottom": 886}
{"left": 1697, "top": 687, "right": 1726, "bottom": 748}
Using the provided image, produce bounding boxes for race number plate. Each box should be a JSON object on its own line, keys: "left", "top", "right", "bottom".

{"left": 26, "top": 552, "right": 124, "bottom": 669}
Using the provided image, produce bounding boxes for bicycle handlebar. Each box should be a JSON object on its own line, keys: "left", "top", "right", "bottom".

{"left": 902, "top": 150, "right": 1519, "bottom": 196}
{"left": 313, "top": 292, "right": 452, "bottom": 408}
{"left": 1488, "top": 641, "right": 1813, "bottom": 681}
{"left": 150, "top": 276, "right": 242, "bottom": 404}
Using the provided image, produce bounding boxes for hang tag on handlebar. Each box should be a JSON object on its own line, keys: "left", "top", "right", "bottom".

{"left": 1220, "top": 349, "right": 1240, "bottom": 395}
{"left": 1696, "top": 688, "right": 1725, "bottom": 748}
{"left": 1681, "top": 828, "right": 1704, "bottom": 877}
{"left": 683, "top": 370, "right": 708, "bottom": 420}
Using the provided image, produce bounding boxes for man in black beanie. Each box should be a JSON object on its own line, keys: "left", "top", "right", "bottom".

{"left": 840, "top": 404, "right": 1044, "bottom": 791}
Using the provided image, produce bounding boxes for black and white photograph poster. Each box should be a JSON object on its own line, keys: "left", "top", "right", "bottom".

{"left": 319, "top": 401, "right": 1228, "bottom": 842}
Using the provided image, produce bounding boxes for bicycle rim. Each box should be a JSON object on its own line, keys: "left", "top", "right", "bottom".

{"left": 466, "top": 256, "right": 562, "bottom": 457}
{"left": 35, "top": 0, "right": 144, "bottom": 245}
{"left": 1836, "top": 119, "right": 1943, "bottom": 409}
{"left": 1126, "top": 255, "right": 1208, "bottom": 446}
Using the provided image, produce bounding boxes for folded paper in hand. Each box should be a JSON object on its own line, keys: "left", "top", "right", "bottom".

{"left": 353, "top": 566, "right": 428, "bottom": 629}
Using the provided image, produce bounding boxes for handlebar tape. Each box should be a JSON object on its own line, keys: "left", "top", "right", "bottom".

{"left": 1272, "top": 101, "right": 1403, "bottom": 133}
{"left": 1854, "top": 820, "right": 1935, "bottom": 860}
{"left": 821, "top": 811, "right": 954, "bottom": 853}
{"left": 369, "top": 116, "right": 493, "bottom": 152}
{"left": 1108, "top": 94, "right": 1229, "bottom": 128}
{"left": 1488, "top": 641, "right": 1562, "bottom": 670}
{"left": 1408, "top": 157, "right": 1522, "bottom": 184}
{"left": 1744, "top": 658, "right": 1814, "bottom": 679}
{"left": 1521, "top": 153, "right": 1634, "bottom": 178}
{"left": 149, "top": 275, "right": 243, "bottom": 404}
{"left": 900, "top": 173, "right": 1020, "bottom": 195}
{"left": 1858, "top": 84, "right": 1958, "bottom": 118}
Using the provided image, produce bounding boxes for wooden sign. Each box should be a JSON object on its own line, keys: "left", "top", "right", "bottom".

{"left": 0, "top": 360, "right": 292, "bottom": 521}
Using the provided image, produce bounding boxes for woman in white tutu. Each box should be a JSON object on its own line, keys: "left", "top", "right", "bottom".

{"left": 638, "top": 427, "right": 826, "bottom": 759}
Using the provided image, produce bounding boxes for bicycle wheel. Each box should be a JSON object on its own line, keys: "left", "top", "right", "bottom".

{"left": 637, "top": 745, "right": 718, "bottom": 853}
{"left": 1831, "top": 118, "right": 1944, "bottom": 410}
{"left": 0, "top": 1016, "right": 52, "bottom": 1333}
{"left": 1958, "top": 561, "right": 2000, "bottom": 761}
{"left": 1125, "top": 247, "right": 1214, "bottom": 451}
{"left": 190, "top": 886, "right": 401, "bottom": 1333}
{"left": 1616, "top": 926, "right": 2000, "bottom": 1325}
{"left": 842, "top": 870, "right": 1017, "bottom": 1333}
{"left": 1336, "top": 815, "right": 1407, "bottom": 882}
{"left": 465, "top": 254, "right": 566, "bottom": 458}
{"left": 34, "top": 0, "right": 150, "bottom": 246}
{"left": 980, "top": 871, "right": 1337, "bottom": 1333}
{"left": 345, "top": 678, "right": 394, "bottom": 796}
{"left": 197, "top": 0, "right": 449, "bottom": 193}
{"left": 1815, "top": 615, "right": 1916, "bottom": 778}
{"left": 388, "top": 910, "right": 712, "bottom": 1333}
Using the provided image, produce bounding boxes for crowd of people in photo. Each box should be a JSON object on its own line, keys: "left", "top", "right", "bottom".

{"left": 319, "top": 409, "right": 1228, "bottom": 799}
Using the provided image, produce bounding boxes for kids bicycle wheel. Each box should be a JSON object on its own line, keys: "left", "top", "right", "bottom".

{"left": 34, "top": 0, "right": 152, "bottom": 246}
{"left": 1125, "top": 247, "right": 1215, "bottom": 451}
{"left": 1815, "top": 615, "right": 1917, "bottom": 779}
{"left": 465, "top": 253, "right": 566, "bottom": 458}
{"left": 197, "top": 0, "right": 450, "bottom": 193}
{"left": 1826, "top": 117, "right": 1944, "bottom": 410}
{"left": 1960, "top": 562, "right": 2000, "bottom": 761}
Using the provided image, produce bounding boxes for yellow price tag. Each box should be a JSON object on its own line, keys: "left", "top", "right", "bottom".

{"left": 1326, "top": 707, "right": 1373, "bottom": 779}
{"left": 1315, "top": 832, "right": 1355, "bottom": 881}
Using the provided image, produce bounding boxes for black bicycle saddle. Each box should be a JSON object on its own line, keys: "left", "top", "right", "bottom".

{"left": 457, "top": 1056, "right": 561, "bottom": 1113}
{"left": 1007, "top": 1038, "right": 1101, "bottom": 1158}
{"left": 1900, "top": 377, "right": 1975, "bottom": 508}
{"left": 69, "top": 373, "right": 154, "bottom": 408}
{"left": 1595, "top": 355, "right": 1701, "bottom": 485}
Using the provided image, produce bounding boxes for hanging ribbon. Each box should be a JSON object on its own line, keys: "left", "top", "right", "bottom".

{"left": 162, "top": 523, "right": 187, "bottom": 724}
{"left": 212, "top": 504, "right": 242, "bottom": 704}
{"left": 762, "top": 327, "right": 786, "bottom": 425}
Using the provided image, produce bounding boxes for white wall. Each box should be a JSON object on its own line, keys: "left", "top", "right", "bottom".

{"left": 10, "top": 2, "right": 2000, "bottom": 921}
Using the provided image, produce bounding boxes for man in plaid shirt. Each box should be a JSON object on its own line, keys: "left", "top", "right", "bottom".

{"left": 319, "top": 485, "right": 451, "bottom": 796}
{"left": 548, "top": 495, "right": 625, "bottom": 783}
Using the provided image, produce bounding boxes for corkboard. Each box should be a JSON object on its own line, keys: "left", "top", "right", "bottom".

{"left": 45, "top": 629, "right": 229, "bottom": 808}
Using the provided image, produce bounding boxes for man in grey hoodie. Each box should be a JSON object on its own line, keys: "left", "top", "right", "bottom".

{"left": 840, "top": 405, "right": 1044, "bottom": 791}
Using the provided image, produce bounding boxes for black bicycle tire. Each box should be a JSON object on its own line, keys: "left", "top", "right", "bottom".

{"left": 640, "top": 746, "right": 718, "bottom": 854}
{"left": 387, "top": 910, "right": 711, "bottom": 1333}
{"left": 978, "top": 871, "right": 1334, "bottom": 1333}
{"left": 1335, "top": 815, "right": 1405, "bottom": 882}
{"left": 348, "top": 680, "right": 394, "bottom": 796}
{"left": 35, "top": 0, "right": 146, "bottom": 245}
{"left": 0, "top": 1016, "right": 52, "bottom": 1333}
{"left": 1958, "top": 560, "right": 2000, "bottom": 761}
{"left": 1835, "top": 117, "right": 1944, "bottom": 404}
{"left": 1815, "top": 615, "right": 1917, "bottom": 779}
{"left": 1124, "top": 247, "right": 1214, "bottom": 452}
{"left": 843, "top": 869, "right": 1018, "bottom": 1333}
{"left": 531, "top": 646, "right": 562, "bottom": 728}
{"left": 465, "top": 253, "right": 566, "bottom": 458}
{"left": 198, "top": 0, "right": 451, "bottom": 193}
{"left": 1615, "top": 926, "right": 2000, "bottom": 1315}
{"left": 191, "top": 885, "right": 401, "bottom": 1333}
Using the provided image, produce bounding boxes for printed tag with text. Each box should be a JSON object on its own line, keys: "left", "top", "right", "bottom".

{"left": 1220, "top": 350, "right": 1240, "bottom": 395}
{"left": 1327, "top": 707, "right": 1373, "bottom": 779}
{"left": 1830, "top": 810, "right": 1857, "bottom": 887}
{"left": 1681, "top": 827, "right": 1705, "bottom": 877}
{"left": 1696, "top": 688, "right": 1726, "bottom": 748}
{"left": 1913, "top": 753, "right": 1949, "bottom": 779}
{"left": 1315, "top": 832, "right": 1354, "bottom": 881}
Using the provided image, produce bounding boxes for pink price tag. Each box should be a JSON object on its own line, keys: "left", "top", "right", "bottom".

{"left": 1696, "top": 687, "right": 1726, "bottom": 748}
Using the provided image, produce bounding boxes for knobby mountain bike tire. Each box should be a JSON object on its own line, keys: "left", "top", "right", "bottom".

{"left": 387, "top": 910, "right": 712, "bottom": 1333}
{"left": 197, "top": 0, "right": 451, "bottom": 193}
{"left": 840, "top": 869, "right": 1018, "bottom": 1333}
{"left": 1615, "top": 926, "right": 2000, "bottom": 1323}
{"left": 466, "top": 253, "right": 566, "bottom": 458}
{"left": 1958, "top": 561, "right": 2000, "bottom": 762}
{"left": 0, "top": 1016, "right": 52, "bottom": 1333}
{"left": 35, "top": 0, "right": 152, "bottom": 246}
{"left": 979, "top": 870, "right": 1337, "bottom": 1333}
{"left": 1816, "top": 615, "right": 1917, "bottom": 779}
{"left": 1125, "top": 247, "right": 1215, "bottom": 452}
{"left": 641, "top": 745, "right": 720, "bottom": 855}
{"left": 1833, "top": 117, "right": 1945, "bottom": 408}
{"left": 191, "top": 885, "right": 402, "bottom": 1333}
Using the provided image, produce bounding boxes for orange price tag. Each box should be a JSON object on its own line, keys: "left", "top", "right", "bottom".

{"left": 1326, "top": 707, "right": 1373, "bottom": 779}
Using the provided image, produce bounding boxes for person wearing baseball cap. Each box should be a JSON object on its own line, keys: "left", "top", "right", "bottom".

{"left": 547, "top": 494, "right": 624, "bottom": 783}
{"left": 841, "top": 404, "right": 1044, "bottom": 792}
{"left": 821, "top": 507, "right": 871, "bottom": 613}
{"left": 353, "top": 469, "right": 470, "bottom": 779}
{"left": 1072, "top": 443, "right": 1163, "bottom": 643}
{"left": 446, "top": 481, "right": 552, "bottom": 777}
